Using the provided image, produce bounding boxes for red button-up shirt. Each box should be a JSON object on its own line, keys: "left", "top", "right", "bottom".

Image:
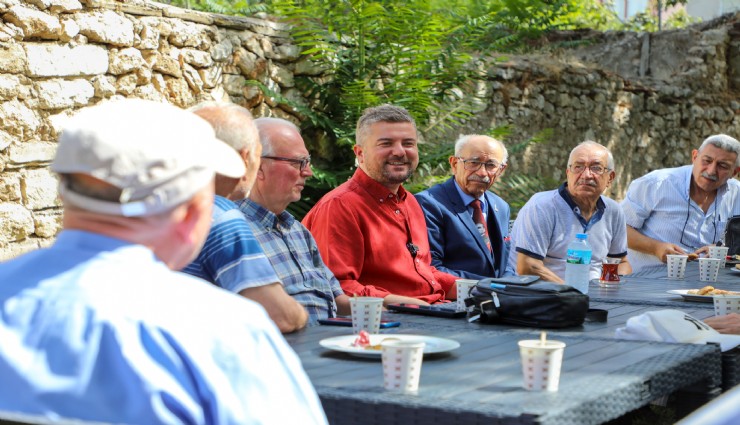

{"left": 303, "top": 169, "right": 456, "bottom": 303}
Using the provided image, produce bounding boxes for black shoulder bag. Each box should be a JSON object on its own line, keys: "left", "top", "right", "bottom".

{"left": 725, "top": 215, "right": 740, "bottom": 256}
{"left": 465, "top": 276, "right": 605, "bottom": 328}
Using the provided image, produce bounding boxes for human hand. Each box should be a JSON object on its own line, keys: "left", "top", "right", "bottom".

{"left": 382, "top": 294, "right": 431, "bottom": 307}
{"left": 656, "top": 243, "right": 687, "bottom": 263}
{"left": 704, "top": 313, "right": 740, "bottom": 334}
{"left": 694, "top": 245, "right": 714, "bottom": 258}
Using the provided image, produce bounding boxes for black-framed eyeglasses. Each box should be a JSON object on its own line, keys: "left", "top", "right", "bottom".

{"left": 455, "top": 157, "right": 504, "bottom": 173}
{"left": 680, "top": 195, "right": 718, "bottom": 250}
{"left": 568, "top": 164, "right": 610, "bottom": 176}
{"left": 262, "top": 155, "right": 311, "bottom": 171}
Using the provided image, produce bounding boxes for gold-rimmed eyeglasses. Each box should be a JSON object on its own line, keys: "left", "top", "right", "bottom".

{"left": 568, "top": 164, "right": 610, "bottom": 176}
{"left": 456, "top": 157, "right": 505, "bottom": 173}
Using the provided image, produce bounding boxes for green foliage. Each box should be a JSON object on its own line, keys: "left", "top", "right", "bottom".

{"left": 158, "top": 0, "right": 265, "bottom": 15}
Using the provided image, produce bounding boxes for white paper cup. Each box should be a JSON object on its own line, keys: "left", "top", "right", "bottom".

{"left": 713, "top": 295, "right": 740, "bottom": 316}
{"left": 666, "top": 254, "right": 688, "bottom": 280}
{"left": 708, "top": 246, "right": 730, "bottom": 268}
{"left": 349, "top": 297, "right": 384, "bottom": 335}
{"left": 455, "top": 279, "right": 478, "bottom": 312}
{"left": 518, "top": 339, "right": 566, "bottom": 391}
{"left": 381, "top": 340, "right": 425, "bottom": 394}
{"left": 699, "top": 258, "right": 722, "bottom": 282}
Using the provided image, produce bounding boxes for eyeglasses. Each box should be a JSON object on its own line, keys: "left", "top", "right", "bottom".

{"left": 680, "top": 194, "right": 718, "bottom": 250}
{"left": 568, "top": 164, "right": 610, "bottom": 176}
{"left": 456, "top": 157, "right": 504, "bottom": 173}
{"left": 262, "top": 155, "right": 311, "bottom": 171}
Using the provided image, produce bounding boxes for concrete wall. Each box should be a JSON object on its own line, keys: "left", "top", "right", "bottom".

{"left": 0, "top": 1, "right": 738, "bottom": 259}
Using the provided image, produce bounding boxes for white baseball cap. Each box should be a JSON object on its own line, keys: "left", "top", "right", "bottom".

{"left": 615, "top": 309, "right": 740, "bottom": 352}
{"left": 52, "top": 99, "right": 245, "bottom": 217}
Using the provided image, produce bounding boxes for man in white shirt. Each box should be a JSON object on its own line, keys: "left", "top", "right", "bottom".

{"left": 621, "top": 134, "right": 740, "bottom": 272}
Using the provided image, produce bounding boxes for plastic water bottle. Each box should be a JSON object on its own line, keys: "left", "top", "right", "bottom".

{"left": 565, "top": 233, "right": 592, "bottom": 294}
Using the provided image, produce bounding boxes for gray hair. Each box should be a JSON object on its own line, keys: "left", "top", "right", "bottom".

{"left": 355, "top": 104, "right": 416, "bottom": 146}
{"left": 698, "top": 134, "right": 740, "bottom": 167}
{"left": 189, "top": 101, "right": 258, "bottom": 153}
{"left": 567, "top": 140, "right": 615, "bottom": 170}
{"left": 254, "top": 117, "right": 301, "bottom": 156}
{"left": 454, "top": 134, "right": 509, "bottom": 165}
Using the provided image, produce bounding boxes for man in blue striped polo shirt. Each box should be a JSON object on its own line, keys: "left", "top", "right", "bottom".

{"left": 184, "top": 102, "right": 309, "bottom": 333}
{"left": 622, "top": 134, "right": 740, "bottom": 273}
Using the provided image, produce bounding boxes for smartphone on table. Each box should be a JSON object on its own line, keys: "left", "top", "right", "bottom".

{"left": 317, "top": 317, "right": 401, "bottom": 328}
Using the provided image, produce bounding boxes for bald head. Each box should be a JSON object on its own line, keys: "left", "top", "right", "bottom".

{"left": 190, "top": 101, "right": 261, "bottom": 201}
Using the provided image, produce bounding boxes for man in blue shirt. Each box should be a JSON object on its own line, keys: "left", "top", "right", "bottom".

{"left": 622, "top": 134, "right": 740, "bottom": 272}
{"left": 510, "top": 141, "right": 631, "bottom": 282}
{"left": 0, "top": 100, "right": 327, "bottom": 425}
{"left": 239, "top": 117, "right": 351, "bottom": 323}
{"left": 184, "top": 102, "right": 308, "bottom": 333}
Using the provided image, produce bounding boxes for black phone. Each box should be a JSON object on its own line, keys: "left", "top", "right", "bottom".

{"left": 386, "top": 303, "right": 466, "bottom": 318}
{"left": 317, "top": 317, "right": 401, "bottom": 328}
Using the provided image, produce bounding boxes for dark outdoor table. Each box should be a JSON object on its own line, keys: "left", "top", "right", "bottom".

{"left": 386, "top": 301, "right": 740, "bottom": 392}
{"left": 285, "top": 322, "right": 720, "bottom": 425}
{"left": 586, "top": 261, "right": 740, "bottom": 308}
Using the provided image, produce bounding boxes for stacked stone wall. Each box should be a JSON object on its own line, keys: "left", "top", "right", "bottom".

{"left": 0, "top": 0, "right": 738, "bottom": 259}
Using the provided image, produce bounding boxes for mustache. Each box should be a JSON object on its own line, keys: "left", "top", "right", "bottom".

{"left": 468, "top": 175, "right": 491, "bottom": 184}
{"left": 701, "top": 171, "right": 718, "bottom": 181}
{"left": 385, "top": 157, "right": 408, "bottom": 164}
{"left": 577, "top": 179, "right": 598, "bottom": 187}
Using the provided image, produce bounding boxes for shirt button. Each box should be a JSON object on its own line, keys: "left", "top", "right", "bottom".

{"left": 379, "top": 199, "right": 383, "bottom": 203}
{"left": 415, "top": 259, "right": 420, "bottom": 263}
{"left": 395, "top": 210, "right": 400, "bottom": 214}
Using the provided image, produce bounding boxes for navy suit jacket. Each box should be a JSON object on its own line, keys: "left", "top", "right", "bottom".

{"left": 416, "top": 177, "right": 515, "bottom": 279}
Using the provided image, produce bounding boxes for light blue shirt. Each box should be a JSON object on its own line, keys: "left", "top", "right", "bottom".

{"left": 453, "top": 180, "right": 488, "bottom": 220}
{"left": 0, "top": 230, "right": 327, "bottom": 425}
{"left": 621, "top": 165, "right": 740, "bottom": 272}
{"left": 510, "top": 185, "right": 628, "bottom": 280}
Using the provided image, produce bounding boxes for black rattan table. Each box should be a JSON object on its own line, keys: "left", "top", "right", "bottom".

{"left": 285, "top": 323, "right": 721, "bottom": 425}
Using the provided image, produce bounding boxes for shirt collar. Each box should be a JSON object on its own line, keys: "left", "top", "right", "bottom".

{"left": 453, "top": 178, "right": 486, "bottom": 210}
{"left": 558, "top": 182, "right": 606, "bottom": 231}
{"left": 238, "top": 198, "right": 295, "bottom": 230}
{"left": 354, "top": 168, "right": 408, "bottom": 203}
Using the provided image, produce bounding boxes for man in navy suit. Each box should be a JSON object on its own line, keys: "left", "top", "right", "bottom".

{"left": 416, "top": 135, "right": 515, "bottom": 280}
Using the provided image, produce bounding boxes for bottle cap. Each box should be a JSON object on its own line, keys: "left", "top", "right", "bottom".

{"left": 576, "top": 233, "right": 588, "bottom": 240}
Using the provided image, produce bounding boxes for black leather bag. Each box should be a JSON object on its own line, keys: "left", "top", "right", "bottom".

{"left": 465, "top": 276, "right": 592, "bottom": 328}
{"left": 725, "top": 215, "right": 740, "bottom": 256}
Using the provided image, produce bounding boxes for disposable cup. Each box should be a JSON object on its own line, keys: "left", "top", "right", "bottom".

{"left": 455, "top": 279, "right": 479, "bottom": 312}
{"left": 699, "top": 258, "right": 722, "bottom": 282}
{"left": 666, "top": 254, "right": 688, "bottom": 280}
{"left": 708, "top": 246, "right": 730, "bottom": 268}
{"left": 381, "top": 340, "right": 425, "bottom": 394}
{"left": 713, "top": 295, "right": 740, "bottom": 316}
{"left": 518, "top": 339, "right": 566, "bottom": 391}
{"left": 349, "top": 297, "right": 384, "bottom": 335}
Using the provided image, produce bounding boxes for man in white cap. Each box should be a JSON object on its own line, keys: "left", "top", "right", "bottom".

{"left": 0, "top": 100, "right": 327, "bottom": 424}
{"left": 622, "top": 134, "right": 740, "bottom": 272}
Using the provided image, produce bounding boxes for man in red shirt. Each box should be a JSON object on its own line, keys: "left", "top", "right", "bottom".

{"left": 303, "top": 104, "right": 457, "bottom": 305}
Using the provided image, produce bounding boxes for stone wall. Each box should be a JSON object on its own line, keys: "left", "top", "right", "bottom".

{"left": 0, "top": 1, "right": 738, "bottom": 259}
{"left": 0, "top": 0, "right": 307, "bottom": 260}
{"left": 470, "top": 14, "right": 740, "bottom": 200}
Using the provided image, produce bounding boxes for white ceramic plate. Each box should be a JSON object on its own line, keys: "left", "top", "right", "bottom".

{"left": 667, "top": 289, "right": 722, "bottom": 303}
{"left": 319, "top": 334, "right": 460, "bottom": 359}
